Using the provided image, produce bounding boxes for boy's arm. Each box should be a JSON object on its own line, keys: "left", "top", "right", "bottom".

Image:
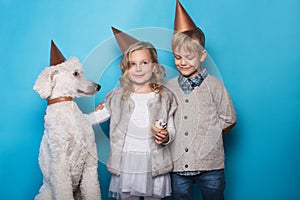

{"left": 222, "top": 123, "right": 236, "bottom": 134}
{"left": 218, "top": 87, "right": 237, "bottom": 133}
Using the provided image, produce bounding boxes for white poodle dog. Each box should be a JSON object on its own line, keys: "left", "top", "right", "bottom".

{"left": 33, "top": 57, "right": 101, "bottom": 200}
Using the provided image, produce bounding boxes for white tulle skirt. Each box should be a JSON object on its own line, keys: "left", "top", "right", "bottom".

{"left": 109, "top": 151, "right": 172, "bottom": 199}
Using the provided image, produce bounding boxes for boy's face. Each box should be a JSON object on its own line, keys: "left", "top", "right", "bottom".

{"left": 173, "top": 47, "right": 207, "bottom": 78}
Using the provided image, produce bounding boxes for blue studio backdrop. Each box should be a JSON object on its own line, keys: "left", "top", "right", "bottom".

{"left": 0, "top": 0, "right": 299, "bottom": 199}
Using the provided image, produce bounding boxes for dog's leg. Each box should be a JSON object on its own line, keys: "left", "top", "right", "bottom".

{"left": 79, "top": 155, "right": 101, "bottom": 200}
{"left": 35, "top": 182, "right": 53, "bottom": 200}
{"left": 48, "top": 147, "right": 75, "bottom": 200}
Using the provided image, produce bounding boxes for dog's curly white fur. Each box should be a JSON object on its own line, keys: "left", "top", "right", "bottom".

{"left": 34, "top": 57, "right": 101, "bottom": 200}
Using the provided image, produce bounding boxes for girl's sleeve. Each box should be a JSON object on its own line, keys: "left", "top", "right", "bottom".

{"left": 85, "top": 89, "right": 116, "bottom": 125}
{"left": 84, "top": 106, "right": 110, "bottom": 125}
{"left": 163, "top": 115, "right": 175, "bottom": 145}
{"left": 164, "top": 91, "right": 177, "bottom": 145}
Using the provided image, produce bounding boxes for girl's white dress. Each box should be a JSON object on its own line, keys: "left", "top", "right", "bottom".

{"left": 109, "top": 92, "right": 172, "bottom": 199}
{"left": 87, "top": 92, "right": 173, "bottom": 199}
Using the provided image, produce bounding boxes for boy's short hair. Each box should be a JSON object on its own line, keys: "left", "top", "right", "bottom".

{"left": 171, "top": 27, "right": 205, "bottom": 54}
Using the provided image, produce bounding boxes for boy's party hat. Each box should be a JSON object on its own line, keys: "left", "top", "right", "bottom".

{"left": 174, "top": 0, "right": 197, "bottom": 32}
{"left": 50, "top": 40, "right": 66, "bottom": 66}
{"left": 111, "top": 26, "right": 139, "bottom": 53}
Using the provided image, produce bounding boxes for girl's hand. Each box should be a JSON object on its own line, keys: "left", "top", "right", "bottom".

{"left": 152, "top": 128, "right": 169, "bottom": 144}
{"left": 95, "top": 102, "right": 105, "bottom": 111}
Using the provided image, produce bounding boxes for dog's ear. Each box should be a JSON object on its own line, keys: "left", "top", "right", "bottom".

{"left": 33, "top": 67, "right": 58, "bottom": 99}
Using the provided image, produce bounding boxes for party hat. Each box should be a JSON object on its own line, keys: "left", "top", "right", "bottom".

{"left": 50, "top": 40, "right": 66, "bottom": 66}
{"left": 111, "top": 26, "right": 139, "bottom": 53}
{"left": 174, "top": 0, "right": 197, "bottom": 32}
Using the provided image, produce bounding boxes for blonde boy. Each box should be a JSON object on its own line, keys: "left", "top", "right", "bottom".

{"left": 165, "top": 1, "right": 236, "bottom": 199}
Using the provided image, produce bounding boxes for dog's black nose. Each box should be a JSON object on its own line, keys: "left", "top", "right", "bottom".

{"left": 96, "top": 84, "right": 101, "bottom": 91}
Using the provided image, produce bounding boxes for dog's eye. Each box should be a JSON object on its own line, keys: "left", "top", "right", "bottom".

{"left": 73, "top": 71, "right": 79, "bottom": 77}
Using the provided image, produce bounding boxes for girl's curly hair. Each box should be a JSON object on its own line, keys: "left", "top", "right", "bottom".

{"left": 119, "top": 41, "right": 166, "bottom": 99}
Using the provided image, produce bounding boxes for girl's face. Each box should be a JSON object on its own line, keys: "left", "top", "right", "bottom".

{"left": 128, "top": 49, "right": 154, "bottom": 93}
{"left": 173, "top": 47, "right": 207, "bottom": 78}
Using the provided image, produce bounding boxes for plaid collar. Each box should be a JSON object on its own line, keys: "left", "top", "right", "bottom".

{"left": 178, "top": 68, "right": 208, "bottom": 94}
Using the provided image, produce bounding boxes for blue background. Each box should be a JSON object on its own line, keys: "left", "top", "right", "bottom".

{"left": 1, "top": 0, "right": 299, "bottom": 199}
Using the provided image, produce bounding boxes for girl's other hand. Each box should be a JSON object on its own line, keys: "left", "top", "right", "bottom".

{"left": 152, "top": 128, "right": 169, "bottom": 144}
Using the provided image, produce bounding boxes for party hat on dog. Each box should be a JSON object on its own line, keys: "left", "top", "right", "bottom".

{"left": 50, "top": 40, "right": 66, "bottom": 66}
{"left": 111, "top": 26, "right": 139, "bottom": 53}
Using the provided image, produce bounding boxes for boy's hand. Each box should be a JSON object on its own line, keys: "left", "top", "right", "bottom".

{"left": 151, "top": 128, "right": 169, "bottom": 144}
{"left": 95, "top": 102, "right": 105, "bottom": 111}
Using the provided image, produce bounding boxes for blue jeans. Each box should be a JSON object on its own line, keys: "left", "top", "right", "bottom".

{"left": 171, "top": 169, "right": 225, "bottom": 200}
